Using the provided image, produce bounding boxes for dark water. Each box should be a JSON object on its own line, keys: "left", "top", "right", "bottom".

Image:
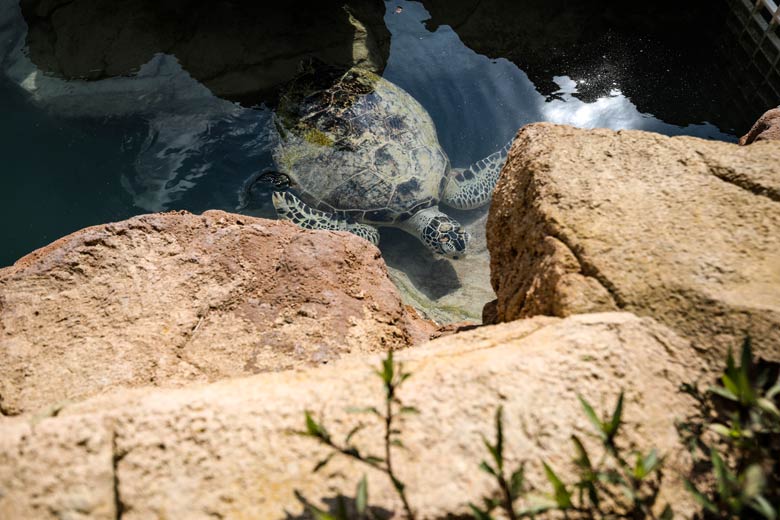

{"left": 0, "top": 0, "right": 737, "bottom": 268}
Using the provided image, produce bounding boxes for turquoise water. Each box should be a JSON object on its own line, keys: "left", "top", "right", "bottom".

{"left": 0, "top": 0, "right": 737, "bottom": 268}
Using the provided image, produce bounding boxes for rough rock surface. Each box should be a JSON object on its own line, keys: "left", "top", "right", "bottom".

{"left": 487, "top": 123, "right": 780, "bottom": 364}
{"left": 0, "top": 312, "right": 703, "bottom": 519}
{"left": 740, "top": 107, "right": 780, "bottom": 145}
{"left": 0, "top": 211, "right": 435, "bottom": 416}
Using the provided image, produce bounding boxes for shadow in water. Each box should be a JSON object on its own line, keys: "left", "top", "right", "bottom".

{"left": 380, "top": 228, "right": 463, "bottom": 300}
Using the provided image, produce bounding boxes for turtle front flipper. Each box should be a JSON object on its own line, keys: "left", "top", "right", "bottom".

{"left": 272, "top": 192, "right": 380, "bottom": 246}
{"left": 442, "top": 140, "right": 513, "bottom": 210}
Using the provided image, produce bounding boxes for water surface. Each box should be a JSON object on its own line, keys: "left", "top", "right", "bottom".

{"left": 0, "top": 0, "right": 739, "bottom": 320}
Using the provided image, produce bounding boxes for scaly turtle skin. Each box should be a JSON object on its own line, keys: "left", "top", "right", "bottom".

{"left": 268, "top": 64, "right": 510, "bottom": 258}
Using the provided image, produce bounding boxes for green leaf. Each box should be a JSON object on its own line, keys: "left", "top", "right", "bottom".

{"left": 570, "top": 435, "right": 593, "bottom": 473}
{"left": 709, "top": 423, "right": 735, "bottom": 439}
{"left": 766, "top": 377, "right": 780, "bottom": 400}
{"left": 709, "top": 385, "right": 739, "bottom": 402}
{"left": 364, "top": 455, "right": 384, "bottom": 465}
{"left": 313, "top": 453, "right": 335, "bottom": 473}
{"left": 468, "top": 503, "right": 494, "bottom": 520}
{"left": 510, "top": 465, "right": 525, "bottom": 498}
{"left": 346, "top": 406, "right": 381, "bottom": 416}
{"left": 307, "top": 503, "right": 342, "bottom": 520}
{"left": 304, "top": 411, "right": 330, "bottom": 441}
{"left": 345, "top": 424, "right": 365, "bottom": 444}
{"left": 740, "top": 336, "right": 753, "bottom": 375}
{"left": 684, "top": 479, "right": 718, "bottom": 514}
{"left": 543, "top": 462, "right": 572, "bottom": 509}
{"left": 482, "top": 435, "right": 501, "bottom": 471}
{"left": 720, "top": 374, "right": 741, "bottom": 400}
{"left": 749, "top": 495, "right": 777, "bottom": 520}
{"left": 578, "top": 394, "right": 605, "bottom": 440}
{"left": 355, "top": 475, "right": 368, "bottom": 515}
{"left": 335, "top": 496, "right": 348, "bottom": 520}
{"left": 494, "top": 406, "right": 504, "bottom": 471}
{"left": 606, "top": 392, "right": 624, "bottom": 439}
{"left": 390, "top": 439, "right": 405, "bottom": 448}
{"left": 710, "top": 449, "right": 731, "bottom": 499}
{"left": 518, "top": 495, "right": 557, "bottom": 516}
{"left": 390, "top": 475, "right": 405, "bottom": 494}
{"left": 742, "top": 464, "right": 766, "bottom": 499}
{"left": 400, "top": 406, "right": 420, "bottom": 415}
{"left": 757, "top": 397, "right": 780, "bottom": 418}
{"left": 660, "top": 504, "right": 674, "bottom": 520}
{"left": 636, "top": 449, "right": 660, "bottom": 479}
{"left": 479, "top": 460, "right": 498, "bottom": 477}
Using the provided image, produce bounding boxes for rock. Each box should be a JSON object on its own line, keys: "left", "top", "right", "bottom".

{"left": 739, "top": 107, "right": 780, "bottom": 145}
{"left": 18, "top": 0, "right": 390, "bottom": 104}
{"left": 488, "top": 123, "right": 780, "bottom": 365}
{"left": 0, "top": 312, "right": 704, "bottom": 519}
{"left": 0, "top": 210, "right": 436, "bottom": 415}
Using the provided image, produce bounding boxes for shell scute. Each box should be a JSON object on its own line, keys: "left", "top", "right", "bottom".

{"left": 274, "top": 67, "right": 448, "bottom": 223}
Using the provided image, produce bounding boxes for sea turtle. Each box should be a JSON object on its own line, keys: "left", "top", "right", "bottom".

{"left": 256, "top": 64, "right": 511, "bottom": 258}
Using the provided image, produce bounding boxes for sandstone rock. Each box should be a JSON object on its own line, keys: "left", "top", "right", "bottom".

{"left": 488, "top": 123, "right": 780, "bottom": 365}
{"left": 740, "top": 107, "right": 780, "bottom": 145}
{"left": 0, "top": 312, "right": 704, "bottom": 519}
{"left": 0, "top": 211, "right": 435, "bottom": 415}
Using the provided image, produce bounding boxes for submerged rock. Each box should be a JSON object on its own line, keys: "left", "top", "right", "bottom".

{"left": 0, "top": 312, "right": 703, "bottom": 519}
{"left": 740, "top": 107, "right": 780, "bottom": 145}
{"left": 0, "top": 211, "right": 435, "bottom": 415}
{"left": 18, "top": 0, "right": 390, "bottom": 104}
{"left": 487, "top": 123, "right": 780, "bottom": 364}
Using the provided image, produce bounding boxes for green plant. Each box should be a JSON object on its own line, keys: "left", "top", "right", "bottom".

{"left": 469, "top": 406, "right": 539, "bottom": 520}
{"left": 679, "top": 338, "right": 779, "bottom": 519}
{"left": 298, "top": 351, "right": 417, "bottom": 520}
{"left": 472, "top": 393, "right": 671, "bottom": 519}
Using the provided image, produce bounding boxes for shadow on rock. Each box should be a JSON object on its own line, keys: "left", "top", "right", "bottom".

{"left": 286, "top": 490, "right": 393, "bottom": 520}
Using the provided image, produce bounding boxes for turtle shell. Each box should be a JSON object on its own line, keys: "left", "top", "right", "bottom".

{"left": 273, "top": 66, "right": 449, "bottom": 224}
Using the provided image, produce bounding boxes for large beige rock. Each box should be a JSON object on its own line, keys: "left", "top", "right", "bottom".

{"left": 0, "top": 211, "right": 435, "bottom": 415}
{"left": 0, "top": 312, "right": 703, "bottom": 519}
{"left": 487, "top": 123, "right": 780, "bottom": 365}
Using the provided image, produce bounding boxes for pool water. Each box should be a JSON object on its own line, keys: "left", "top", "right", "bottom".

{"left": 0, "top": 0, "right": 741, "bottom": 321}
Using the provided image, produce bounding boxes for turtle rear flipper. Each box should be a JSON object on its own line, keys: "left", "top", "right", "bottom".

{"left": 442, "top": 140, "right": 512, "bottom": 210}
{"left": 272, "top": 192, "right": 380, "bottom": 246}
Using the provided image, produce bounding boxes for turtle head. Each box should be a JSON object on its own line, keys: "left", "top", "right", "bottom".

{"left": 413, "top": 209, "right": 470, "bottom": 259}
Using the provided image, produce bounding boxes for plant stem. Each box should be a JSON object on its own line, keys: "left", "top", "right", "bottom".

{"left": 385, "top": 383, "right": 415, "bottom": 520}
{"left": 497, "top": 473, "right": 518, "bottom": 520}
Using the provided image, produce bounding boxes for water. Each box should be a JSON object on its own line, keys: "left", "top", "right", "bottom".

{"left": 0, "top": 0, "right": 739, "bottom": 321}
